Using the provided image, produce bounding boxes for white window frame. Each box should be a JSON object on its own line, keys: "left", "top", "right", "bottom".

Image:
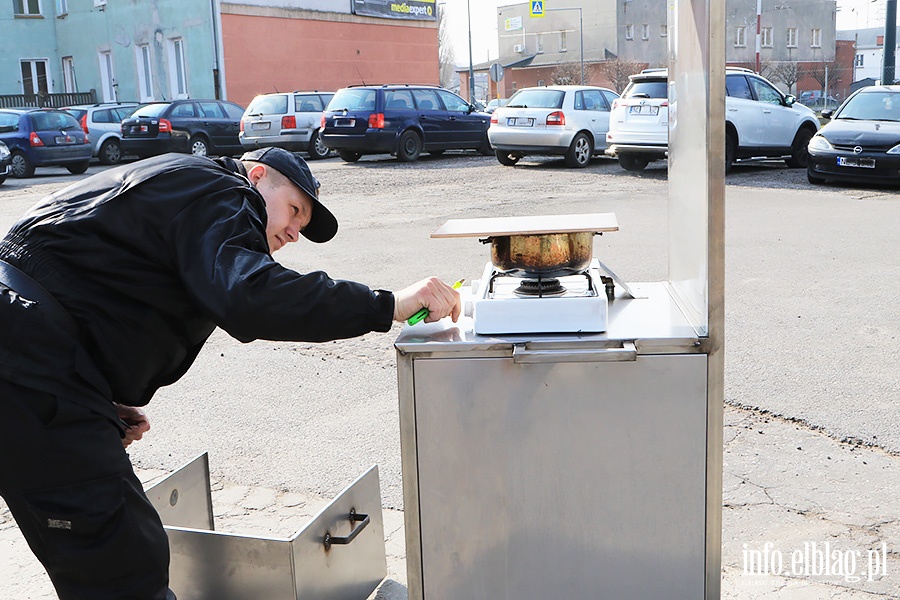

{"left": 14, "top": 0, "right": 42, "bottom": 16}
{"left": 810, "top": 28, "right": 821, "bottom": 48}
{"left": 62, "top": 56, "right": 76, "bottom": 92}
{"left": 56, "top": 0, "right": 67, "bottom": 15}
{"left": 660, "top": 24, "right": 668, "bottom": 37}
{"left": 135, "top": 44, "right": 154, "bottom": 102}
{"left": 641, "top": 24, "right": 650, "bottom": 40}
{"left": 167, "top": 37, "right": 188, "bottom": 99}
{"left": 625, "top": 24, "right": 634, "bottom": 41}
{"left": 559, "top": 30, "right": 567, "bottom": 52}
{"left": 787, "top": 27, "right": 797, "bottom": 48}
{"left": 537, "top": 79, "right": 545, "bottom": 87}
{"left": 20, "top": 59, "right": 50, "bottom": 94}
{"left": 734, "top": 26, "right": 746, "bottom": 47}
{"left": 761, "top": 27, "right": 772, "bottom": 47}
{"left": 98, "top": 50, "right": 116, "bottom": 102}
{"left": 855, "top": 54, "right": 864, "bottom": 67}
{"left": 537, "top": 33, "right": 544, "bottom": 53}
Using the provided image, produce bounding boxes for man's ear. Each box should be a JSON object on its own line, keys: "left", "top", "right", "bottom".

{"left": 245, "top": 163, "right": 266, "bottom": 184}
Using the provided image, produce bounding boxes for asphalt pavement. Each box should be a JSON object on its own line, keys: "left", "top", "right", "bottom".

{"left": 0, "top": 156, "right": 898, "bottom": 598}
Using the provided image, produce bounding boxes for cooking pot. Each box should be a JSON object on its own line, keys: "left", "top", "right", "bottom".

{"left": 482, "top": 232, "right": 595, "bottom": 277}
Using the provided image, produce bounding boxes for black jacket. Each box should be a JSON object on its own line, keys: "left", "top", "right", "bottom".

{"left": 0, "top": 154, "right": 394, "bottom": 407}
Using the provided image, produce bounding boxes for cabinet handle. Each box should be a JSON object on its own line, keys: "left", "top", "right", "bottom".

{"left": 323, "top": 509, "right": 369, "bottom": 550}
{"left": 512, "top": 342, "right": 637, "bottom": 364}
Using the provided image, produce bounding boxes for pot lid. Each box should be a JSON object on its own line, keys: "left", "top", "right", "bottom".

{"left": 431, "top": 213, "right": 618, "bottom": 238}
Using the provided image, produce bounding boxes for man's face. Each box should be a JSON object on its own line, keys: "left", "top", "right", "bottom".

{"left": 247, "top": 165, "right": 314, "bottom": 252}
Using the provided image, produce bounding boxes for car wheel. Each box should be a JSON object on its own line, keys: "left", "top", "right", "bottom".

{"left": 724, "top": 131, "right": 737, "bottom": 174}
{"left": 565, "top": 132, "right": 592, "bottom": 168}
{"left": 495, "top": 150, "right": 520, "bottom": 166}
{"left": 807, "top": 169, "right": 826, "bottom": 184}
{"left": 338, "top": 150, "right": 361, "bottom": 163}
{"left": 478, "top": 134, "right": 493, "bottom": 156}
{"left": 397, "top": 130, "right": 422, "bottom": 162}
{"left": 618, "top": 154, "right": 648, "bottom": 172}
{"left": 66, "top": 161, "right": 90, "bottom": 175}
{"left": 307, "top": 129, "right": 331, "bottom": 160}
{"left": 189, "top": 136, "right": 209, "bottom": 157}
{"left": 10, "top": 151, "right": 35, "bottom": 178}
{"left": 98, "top": 138, "right": 122, "bottom": 165}
{"left": 785, "top": 128, "right": 814, "bottom": 168}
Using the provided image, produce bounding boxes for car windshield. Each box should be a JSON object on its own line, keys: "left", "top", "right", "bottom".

{"left": 836, "top": 91, "right": 900, "bottom": 122}
{"left": 246, "top": 95, "right": 288, "bottom": 115}
{"left": 328, "top": 89, "right": 377, "bottom": 111}
{"left": 624, "top": 80, "right": 668, "bottom": 99}
{"left": 132, "top": 103, "right": 170, "bottom": 118}
{"left": 31, "top": 111, "right": 80, "bottom": 131}
{"left": 507, "top": 89, "right": 565, "bottom": 109}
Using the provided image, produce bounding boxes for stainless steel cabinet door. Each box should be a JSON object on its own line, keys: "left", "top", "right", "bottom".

{"left": 411, "top": 353, "right": 708, "bottom": 599}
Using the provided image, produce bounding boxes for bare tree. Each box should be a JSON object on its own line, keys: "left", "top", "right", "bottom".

{"left": 757, "top": 57, "right": 778, "bottom": 81}
{"left": 551, "top": 61, "right": 582, "bottom": 85}
{"left": 437, "top": 5, "right": 455, "bottom": 89}
{"left": 770, "top": 61, "right": 801, "bottom": 94}
{"left": 596, "top": 58, "right": 644, "bottom": 93}
{"left": 805, "top": 60, "right": 841, "bottom": 93}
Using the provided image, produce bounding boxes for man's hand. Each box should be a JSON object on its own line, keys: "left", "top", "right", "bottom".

{"left": 115, "top": 403, "right": 151, "bottom": 448}
{"left": 393, "top": 277, "right": 462, "bottom": 324}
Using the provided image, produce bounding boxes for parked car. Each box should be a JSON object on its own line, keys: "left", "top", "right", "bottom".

{"left": 807, "top": 85, "right": 900, "bottom": 185}
{"left": 0, "top": 141, "right": 10, "bottom": 184}
{"left": 0, "top": 108, "right": 92, "bottom": 178}
{"left": 484, "top": 98, "right": 509, "bottom": 114}
{"left": 120, "top": 99, "right": 245, "bottom": 159}
{"left": 488, "top": 85, "right": 620, "bottom": 168}
{"left": 606, "top": 67, "right": 820, "bottom": 172}
{"left": 62, "top": 102, "right": 139, "bottom": 165}
{"left": 321, "top": 84, "right": 493, "bottom": 162}
{"left": 240, "top": 91, "right": 335, "bottom": 159}
{"left": 798, "top": 90, "right": 840, "bottom": 108}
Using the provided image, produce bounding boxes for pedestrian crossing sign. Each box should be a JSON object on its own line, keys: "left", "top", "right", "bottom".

{"left": 530, "top": 1, "right": 545, "bottom": 17}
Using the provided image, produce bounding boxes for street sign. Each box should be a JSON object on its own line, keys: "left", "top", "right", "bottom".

{"left": 530, "top": 1, "right": 545, "bottom": 18}
{"left": 489, "top": 63, "right": 504, "bottom": 82}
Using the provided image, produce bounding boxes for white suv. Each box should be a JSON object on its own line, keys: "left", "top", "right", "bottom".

{"left": 240, "top": 91, "right": 334, "bottom": 159}
{"left": 606, "top": 68, "right": 820, "bottom": 172}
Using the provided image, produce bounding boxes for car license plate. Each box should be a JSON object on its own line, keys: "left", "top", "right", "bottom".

{"left": 134, "top": 125, "right": 148, "bottom": 134}
{"left": 507, "top": 117, "right": 534, "bottom": 127}
{"left": 629, "top": 105, "right": 659, "bottom": 115}
{"left": 837, "top": 156, "right": 875, "bottom": 168}
{"left": 251, "top": 122, "right": 270, "bottom": 130}
{"left": 334, "top": 118, "right": 355, "bottom": 127}
{"left": 54, "top": 135, "right": 75, "bottom": 144}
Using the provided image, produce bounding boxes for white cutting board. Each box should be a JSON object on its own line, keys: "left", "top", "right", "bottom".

{"left": 431, "top": 213, "right": 618, "bottom": 238}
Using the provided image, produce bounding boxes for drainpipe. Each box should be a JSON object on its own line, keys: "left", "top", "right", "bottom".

{"left": 210, "top": 0, "right": 227, "bottom": 99}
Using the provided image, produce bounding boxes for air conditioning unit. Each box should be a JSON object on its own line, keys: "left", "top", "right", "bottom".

{"left": 514, "top": 44, "right": 526, "bottom": 53}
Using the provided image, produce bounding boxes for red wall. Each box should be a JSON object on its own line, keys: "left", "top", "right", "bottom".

{"left": 222, "top": 14, "right": 439, "bottom": 108}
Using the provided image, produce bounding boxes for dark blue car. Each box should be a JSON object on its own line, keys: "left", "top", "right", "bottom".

{"left": 321, "top": 84, "right": 493, "bottom": 162}
{"left": 0, "top": 108, "right": 92, "bottom": 178}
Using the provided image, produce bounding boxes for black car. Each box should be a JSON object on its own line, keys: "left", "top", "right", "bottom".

{"left": 807, "top": 85, "right": 900, "bottom": 186}
{"left": 0, "top": 108, "right": 92, "bottom": 178}
{"left": 120, "top": 99, "right": 246, "bottom": 159}
{"left": 321, "top": 84, "right": 493, "bottom": 162}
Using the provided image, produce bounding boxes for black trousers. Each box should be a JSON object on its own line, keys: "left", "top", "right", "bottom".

{"left": 0, "top": 378, "right": 175, "bottom": 600}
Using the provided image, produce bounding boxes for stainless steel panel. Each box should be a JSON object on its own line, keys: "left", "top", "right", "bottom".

{"left": 409, "top": 354, "right": 708, "bottom": 599}
{"left": 146, "top": 453, "right": 214, "bottom": 530}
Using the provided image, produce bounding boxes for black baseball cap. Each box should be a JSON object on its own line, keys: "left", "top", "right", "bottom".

{"left": 240, "top": 147, "right": 338, "bottom": 243}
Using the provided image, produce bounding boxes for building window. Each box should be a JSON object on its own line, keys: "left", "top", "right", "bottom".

{"left": 14, "top": 0, "right": 41, "bottom": 15}
{"left": 56, "top": 0, "right": 66, "bottom": 15}
{"left": 734, "top": 26, "right": 746, "bottom": 47}
{"left": 810, "top": 28, "right": 821, "bottom": 48}
{"left": 787, "top": 27, "right": 797, "bottom": 48}
{"left": 537, "top": 34, "right": 544, "bottom": 53}
{"left": 559, "top": 31, "right": 567, "bottom": 52}
{"left": 167, "top": 37, "right": 188, "bottom": 99}
{"left": 62, "top": 56, "right": 76, "bottom": 92}
{"left": 98, "top": 51, "right": 116, "bottom": 101}
{"left": 660, "top": 24, "right": 667, "bottom": 37}
{"left": 136, "top": 44, "right": 154, "bottom": 102}
{"left": 20, "top": 59, "right": 49, "bottom": 94}
{"left": 625, "top": 24, "right": 634, "bottom": 40}
{"left": 537, "top": 79, "right": 545, "bottom": 86}
{"left": 760, "top": 27, "right": 772, "bottom": 47}
{"left": 855, "top": 54, "right": 864, "bottom": 67}
{"left": 641, "top": 24, "right": 650, "bottom": 40}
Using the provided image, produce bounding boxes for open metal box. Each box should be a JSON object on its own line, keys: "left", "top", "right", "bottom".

{"left": 145, "top": 454, "right": 386, "bottom": 600}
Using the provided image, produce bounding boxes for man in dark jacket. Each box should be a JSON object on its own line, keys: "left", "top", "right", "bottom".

{"left": 0, "top": 147, "right": 460, "bottom": 600}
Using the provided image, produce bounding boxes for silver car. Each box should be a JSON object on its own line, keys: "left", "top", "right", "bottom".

{"left": 240, "top": 91, "right": 334, "bottom": 160}
{"left": 62, "top": 103, "right": 139, "bottom": 165}
{"left": 488, "top": 85, "right": 619, "bottom": 168}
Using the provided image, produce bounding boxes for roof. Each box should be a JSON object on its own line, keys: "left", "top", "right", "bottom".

{"left": 456, "top": 48, "right": 613, "bottom": 73}
{"left": 836, "top": 26, "right": 900, "bottom": 47}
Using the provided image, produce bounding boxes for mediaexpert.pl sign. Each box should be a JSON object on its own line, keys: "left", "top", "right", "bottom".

{"left": 351, "top": 0, "right": 436, "bottom": 21}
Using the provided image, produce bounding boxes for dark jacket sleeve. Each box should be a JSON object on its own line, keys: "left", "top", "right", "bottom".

{"left": 164, "top": 187, "right": 394, "bottom": 343}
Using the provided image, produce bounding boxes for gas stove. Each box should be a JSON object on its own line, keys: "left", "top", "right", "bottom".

{"left": 468, "top": 260, "right": 609, "bottom": 335}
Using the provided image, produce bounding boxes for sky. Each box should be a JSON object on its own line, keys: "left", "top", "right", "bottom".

{"left": 440, "top": 0, "right": 891, "bottom": 68}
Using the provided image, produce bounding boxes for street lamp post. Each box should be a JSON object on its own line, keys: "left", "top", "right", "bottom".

{"left": 547, "top": 7, "right": 584, "bottom": 84}
{"left": 467, "top": 0, "right": 476, "bottom": 102}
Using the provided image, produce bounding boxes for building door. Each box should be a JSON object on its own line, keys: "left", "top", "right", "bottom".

{"left": 99, "top": 51, "right": 117, "bottom": 102}
{"left": 62, "top": 57, "right": 76, "bottom": 93}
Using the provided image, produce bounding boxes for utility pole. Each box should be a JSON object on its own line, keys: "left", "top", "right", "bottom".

{"left": 467, "top": 0, "right": 476, "bottom": 103}
{"left": 884, "top": 0, "right": 897, "bottom": 84}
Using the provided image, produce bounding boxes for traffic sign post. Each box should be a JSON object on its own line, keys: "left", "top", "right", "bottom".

{"left": 489, "top": 63, "right": 504, "bottom": 83}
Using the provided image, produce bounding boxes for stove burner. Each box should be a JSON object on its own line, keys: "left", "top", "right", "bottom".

{"left": 513, "top": 278, "right": 566, "bottom": 297}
